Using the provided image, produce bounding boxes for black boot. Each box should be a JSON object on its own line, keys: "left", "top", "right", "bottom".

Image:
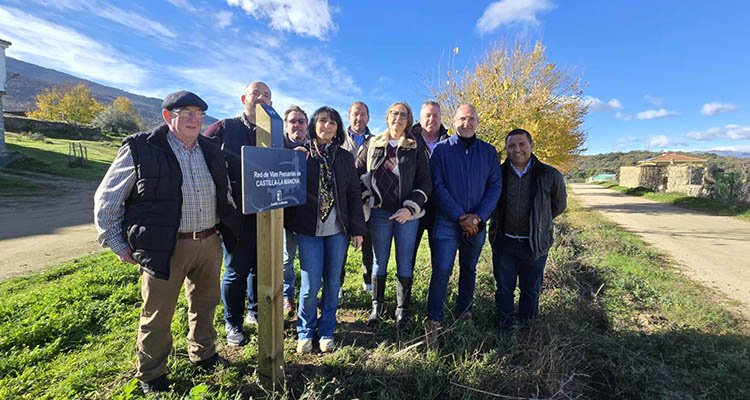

{"left": 395, "top": 276, "right": 413, "bottom": 331}
{"left": 368, "top": 275, "right": 386, "bottom": 325}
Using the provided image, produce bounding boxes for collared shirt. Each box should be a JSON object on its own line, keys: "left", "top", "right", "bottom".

{"left": 94, "top": 130, "right": 227, "bottom": 254}
{"left": 511, "top": 158, "right": 534, "bottom": 178}
{"left": 421, "top": 132, "right": 441, "bottom": 156}
{"left": 166, "top": 132, "right": 219, "bottom": 233}
{"left": 348, "top": 127, "right": 367, "bottom": 148}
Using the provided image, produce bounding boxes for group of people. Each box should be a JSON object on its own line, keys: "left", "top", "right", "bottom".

{"left": 93, "top": 81, "right": 567, "bottom": 393}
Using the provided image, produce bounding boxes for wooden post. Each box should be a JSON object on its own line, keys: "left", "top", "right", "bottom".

{"left": 254, "top": 103, "right": 285, "bottom": 388}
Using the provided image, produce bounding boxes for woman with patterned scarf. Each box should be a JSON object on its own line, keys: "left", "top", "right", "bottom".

{"left": 283, "top": 106, "right": 366, "bottom": 354}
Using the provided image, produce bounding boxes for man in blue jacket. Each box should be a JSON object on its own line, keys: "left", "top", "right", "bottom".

{"left": 425, "top": 104, "right": 502, "bottom": 340}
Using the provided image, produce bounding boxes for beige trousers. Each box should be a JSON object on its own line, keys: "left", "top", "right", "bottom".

{"left": 135, "top": 234, "right": 222, "bottom": 382}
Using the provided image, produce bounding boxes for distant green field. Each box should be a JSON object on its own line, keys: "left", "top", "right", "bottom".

{"left": 4, "top": 132, "right": 120, "bottom": 181}
{"left": 599, "top": 182, "right": 750, "bottom": 222}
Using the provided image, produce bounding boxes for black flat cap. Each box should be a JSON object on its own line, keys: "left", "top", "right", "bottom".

{"left": 162, "top": 90, "right": 208, "bottom": 111}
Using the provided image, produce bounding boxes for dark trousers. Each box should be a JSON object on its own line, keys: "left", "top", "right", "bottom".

{"left": 412, "top": 214, "right": 434, "bottom": 273}
{"left": 492, "top": 235, "right": 548, "bottom": 329}
{"left": 221, "top": 222, "right": 257, "bottom": 327}
{"left": 340, "top": 230, "right": 373, "bottom": 286}
{"left": 426, "top": 218, "right": 486, "bottom": 322}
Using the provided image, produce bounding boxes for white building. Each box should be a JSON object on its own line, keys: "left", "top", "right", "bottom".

{"left": 0, "top": 38, "right": 11, "bottom": 156}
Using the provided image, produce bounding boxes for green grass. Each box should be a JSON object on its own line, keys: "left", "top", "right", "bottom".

{"left": 0, "top": 201, "right": 748, "bottom": 399}
{"left": 0, "top": 173, "right": 43, "bottom": 195}
{"left": 599, "top": 182, "right": 750, "bottom": 221}
{"left": 4, "top": 132, "right": 121, "bottom": 181}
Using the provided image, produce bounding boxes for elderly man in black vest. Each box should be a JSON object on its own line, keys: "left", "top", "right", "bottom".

{"left": 94, "top": 91, "right": 239, "bottom": 394}
{"left": 488, "top": 128, "right": 567, "bottom": 332}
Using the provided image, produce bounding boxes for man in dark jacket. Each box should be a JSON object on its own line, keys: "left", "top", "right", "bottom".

{"left": 425, "top": 104, "right": 503, "bottom": 339}
{"left": 341, "top": 101, "right": 375, "bottom": 295}
{"left": 280, "top": 105, "right": 308, "bottom": 317}
{"left": 409, "top": 101, "right": 449, "bottom": 271}
{"left": 94, "top": 91, "right": 238, "bottom": 393}
{"left": 489, "top": 128, "right": 567, "bottom": 331}
{"left": 203, "top": 81, "right": 272, "bottom": 346}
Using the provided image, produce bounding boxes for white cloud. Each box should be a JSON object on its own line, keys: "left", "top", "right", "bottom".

{"left": 616, "top": 136, "right": 638, "bottom": 144}
{"left": 25, "top": 0, "right": 176, "bottom": 39}
{"left": 167, "top": 40, "right": 359, "bottom": 118}
{"left": 613, "top": 136, "right": 638, "bottom": 150}
{"left": 167, "top": 0, "right": 200, "bottom": 13}
{"left": 686, "top": 124, "right": 750, "bottom": 140}
{"left": 700, "top": 101, "right": 737, "bottom": 116}
{"left": 0, "top": 5, "right": 147, "bottom": 86}
{"left": 94, "top": 4, "right": 176, "bottom": 39}
{"left": 648, "top": 134, "right": 685, "bottom": 149}
{"left": 705, "top": 144, "right": 750, "bottom": 153}
{"left": 226, "top": 0, "right": 335, "bottom": 40}
{"left": 476, "top": 0, "right": 553, "bottom": 34}
{"left": 215, "top": 10, "right": 234, "bottom": 29}
{"left": 643, "top": 94, "right": 664, "bottom": 107}
{"left": 583, "top": 96, "right": 622, "bottom": 112}
{"left": 635, "top": 108, "right": 679, "bottom": 120}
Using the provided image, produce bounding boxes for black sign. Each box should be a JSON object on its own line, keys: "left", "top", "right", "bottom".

{"left": 241, "top": 146, "right": 307, "bottom": 214}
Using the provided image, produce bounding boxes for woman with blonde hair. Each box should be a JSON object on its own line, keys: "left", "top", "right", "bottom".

{"left": 357, "top": 102, "right": 432, "bottom": 330}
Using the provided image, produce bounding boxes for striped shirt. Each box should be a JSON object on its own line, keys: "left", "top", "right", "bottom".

{"left": 94, "top": 130, "right": 225, "bottom": 254}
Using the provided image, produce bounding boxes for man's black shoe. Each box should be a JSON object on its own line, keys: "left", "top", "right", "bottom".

{"left": 140, "top": 374, "right": 169, "bottom": 394}
{"left": 193, "top": 353, "right": 229, "bottom": 372}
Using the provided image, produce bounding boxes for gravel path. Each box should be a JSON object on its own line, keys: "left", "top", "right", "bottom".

{"left": 570, "top": 183, "right": 750, "bottom": 318}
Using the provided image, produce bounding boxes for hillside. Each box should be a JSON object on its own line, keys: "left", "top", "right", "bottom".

{"left": 3, "top": 57, "right": 217, "bottom": 128}
{"left": 568, "top": 151, "right": 750, "bottom": 181}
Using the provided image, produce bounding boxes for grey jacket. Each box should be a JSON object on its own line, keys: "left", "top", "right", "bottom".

{"left": 341, "top": 127, "right": 374, "bottom": 159}
{"left": 489, "top": 154, "right": 567, "bottom": 260}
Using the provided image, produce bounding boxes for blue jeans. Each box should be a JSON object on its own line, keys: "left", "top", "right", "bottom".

{"left": 296, "top": 232, "right": 348, "bottom": 340}
{"left": 221, "top": 221, "right": 257, "bottom": 328}
{"left": 426, "top": 217, "right": 486, "bottom": 322}
{"left": 492, "top": 236, "right": 548, "bottom": 328}
{"left": 369, "top": 208, "right": 420, "bottom": 278}
{"left": 283, "top": 229, "right": 298, "bottom": 300}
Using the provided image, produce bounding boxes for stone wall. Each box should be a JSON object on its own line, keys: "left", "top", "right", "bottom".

{"left": 667, "top": 165, "right": 703, "bottom": 196}
{"left": 3, "top": 114, "right": 101, "bottom": 140}
{"left": 619, "top": 166, "right": 641, "bottom": 187}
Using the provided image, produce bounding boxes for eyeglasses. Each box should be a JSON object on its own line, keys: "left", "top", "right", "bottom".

{"left": 172, "top": 109, "right": 205, "bottom": 119}
{"left": 286, "top": 118, "right": 306, "bottom": 125}
{"left": 389, "top": 110, "right": 409, "bottom": 119}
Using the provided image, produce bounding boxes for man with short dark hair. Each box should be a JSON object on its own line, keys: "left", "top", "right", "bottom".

{"left": 203, "top": 81, "right": 272, "bottom": 346}
{"left": 409, "top": 101, "right": 449, "bottom": 270}
{"left": 341, "top": 101, "right": 375, "bottom": 294}
{"left": 94, "top": 90, "right": 238, "bottom": 393}
{"left": 489, "top": 128, "right": 567, "bottom": 332}
{"left": 280, "top": 104, "right": 308, "bottom": 317}
{"left": 425, "top": 104, "right": 502, "bottom": 340}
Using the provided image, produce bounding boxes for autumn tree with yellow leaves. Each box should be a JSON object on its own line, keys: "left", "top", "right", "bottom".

{"left": 433, "top": 41, "right": 587, "bottom": 171}
{"left": 93, "top": 96, "right": 142, "bottom": 134}
{"left": 29, "top": 83, "right": 104, "bottom": 125}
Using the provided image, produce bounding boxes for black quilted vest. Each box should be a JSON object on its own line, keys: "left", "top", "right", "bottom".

{"left": 122, "top": 125, "right": 232, "bottom": 279}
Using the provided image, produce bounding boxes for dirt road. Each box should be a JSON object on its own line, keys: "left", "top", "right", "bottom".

{"left": 0, "top": 172, "right": 101, "bottom": 280}
{"left": 570, "top": 183, "right": 750, "bottom": 317}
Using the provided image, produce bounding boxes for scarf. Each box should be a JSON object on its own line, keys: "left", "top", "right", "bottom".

{"left": 310, "top": 138, "right": 336, "bottom": 222}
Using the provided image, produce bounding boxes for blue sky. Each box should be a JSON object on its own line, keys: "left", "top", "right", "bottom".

{"left": 1, "top": 0, "right": 748, "bottom": 155}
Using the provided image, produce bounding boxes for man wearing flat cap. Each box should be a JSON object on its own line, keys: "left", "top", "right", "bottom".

{"left": 94, "top": 90, "right": 240, "bottom": 394}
